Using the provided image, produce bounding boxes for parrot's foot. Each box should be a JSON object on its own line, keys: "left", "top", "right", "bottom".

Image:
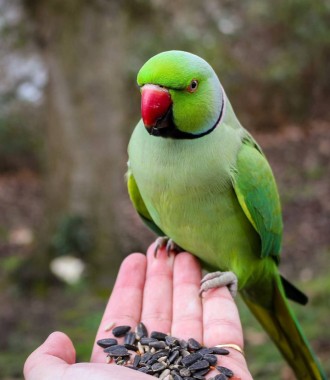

{"left": 154, "top": 236, "right": 183, "bottom": 257}
{"left": 200, "top": 271, "right": 238, "bottom": 298}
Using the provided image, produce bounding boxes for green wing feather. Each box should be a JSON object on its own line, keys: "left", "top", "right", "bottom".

{"left": 231, "top": 136, "right": 283, "bottom": 260}
{"left": 126, "top": 167, "right": 164, "bottom": 236}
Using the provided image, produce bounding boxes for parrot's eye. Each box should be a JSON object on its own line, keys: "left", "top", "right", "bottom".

{"left": 187, "top": 79, "right": 198, "bottom": 93}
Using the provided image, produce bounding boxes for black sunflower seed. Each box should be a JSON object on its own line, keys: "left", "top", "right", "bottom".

{"left": 193, "top": 374, "right": 206, "bottom": 380}
{"left": 168, "top": 349, "right": 180, "bottom": 364}
{"left": 188, "top": 359, "right": 210, "bottom": 371}
{"left": 150, "top": 340, "right": 166, "bottom": 350}
{"left": 124, "top": 343, "right": 139, "bottom": 351}
{"left": 173, "top": 374, "right": 184, "bottom": 380}
{"left": 188, "top": 338, "right": 202, "bottom": 350}
{"left": 181, "top": 352, "right": 203, "bottom": 367}
{"left": 151, "top": 349, "right": 170, "bottom": 360}
{"left": 106, "top": 346, "right": 130, "bottom": 357}
{"left": 103, "top": 344, "right": 127, "bottom": 353}
{"left": 193, "top": 367, "right": 210, "bottom": 377}
{"left": 210, "top": 347, "right": 230, "bottom": 355}
{"left": 124, "top": 331, "right": 136, "bottom": 345}
{"left": 147, "top": 357, "right": 158, "bottom": 366}
{"left": 112, "top": 325, "right": 131, "bottom": 337}
{"left": 171, "top": 345, "right": 181, "bottom": 352}
{"left": 140, "top": 337, "right": 158, "bottom": 345}
{"left": 133, "top": 354, "right": 141, "bottom": 367}
{"left": 214, "top": 373, "right": 228, "bottom": 380}
{"left": 165, "top": 336, "right": 179, "bottom": 346}
{"left": 216, "top": 365, "right": 234, "bottom": 377}
{"left": 180, "top": 339, "right": 188, "bottom": 349}
{"left": 96, "top": 338, "right": 118, "bottom": 348}
{"left": 137, "top": 366, "right": 150, "bottom": 373}
{"left": 151, "top": 361, "right": 167, "bottom": 372}
{"left": 150, "top": 331, "right": 168, "bottom": 341}
{"left": 140, "top": 352, "right": 153, "bottom": 363}
{"left": 197, "top": 347, "right": 213, "bottom": 355}
{"left": 203, "top": 353, "right": 218, "bottom": 366}
{"left": 136, "top": 322, "right": 148, "bottom": 339}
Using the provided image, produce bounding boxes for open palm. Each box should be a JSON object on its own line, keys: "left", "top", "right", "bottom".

{"left": 24, "top": 243, "right": 252, "bottom": 380}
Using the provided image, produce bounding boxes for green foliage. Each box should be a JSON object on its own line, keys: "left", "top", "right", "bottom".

{"left": 210, "top": 0, "right": 330, "bottom": 126}
{"left": 51, "top": 214, "right": 94, "bottom": 258}
{"left": 258, "top": 0, "right": 330, "bottom": 120}
{"left": 0, "top": 255, "right": 24, "bottom": 275}
{"left": 0, "top": 283, "right": 105, "bottom": 380}
{"left": 125, "top": 0, "right": 330, "bottom": 128}
{"left": 0, "top": 113, "right": 41, "bottom": 172}
{"left": 59, "top": 303, "right": 101, "bottom": 361}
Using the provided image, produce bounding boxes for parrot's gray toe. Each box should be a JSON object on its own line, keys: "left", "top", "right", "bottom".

{"left": 154, "top": 236, "right": 182, "bottom": 257}
{"left": 200, "top": 271, "right": 238, "bottom": 298}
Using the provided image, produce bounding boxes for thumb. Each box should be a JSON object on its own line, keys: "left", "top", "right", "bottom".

{"left": 24, "top": 331, "right": 76, "bottom": 379}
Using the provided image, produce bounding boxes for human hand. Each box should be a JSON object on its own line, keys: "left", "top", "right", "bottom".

{"left": 24, "top": 243, "right": 253, "bottom": 379}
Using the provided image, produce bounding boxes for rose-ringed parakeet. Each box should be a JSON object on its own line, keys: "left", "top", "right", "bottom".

{"left": 127, "top": 50, "right": 326, "bottom": 379}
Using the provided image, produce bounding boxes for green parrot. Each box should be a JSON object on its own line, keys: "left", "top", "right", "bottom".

{"left": 127, "top": 50, "right": 326, "bottom": 379}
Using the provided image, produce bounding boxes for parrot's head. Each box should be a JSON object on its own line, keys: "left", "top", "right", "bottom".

{"left": 137, "top": 50, "right": 224, "bottom": 139}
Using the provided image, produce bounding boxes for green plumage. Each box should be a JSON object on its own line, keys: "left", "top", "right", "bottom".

{"left": 127, "top": 51, "right": 326, "bottom": 379}
{"left": 233, "top": 136, "right": 282, "bottom": 261}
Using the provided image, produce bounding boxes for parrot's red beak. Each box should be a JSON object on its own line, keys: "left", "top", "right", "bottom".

{"left": 141, "top": 84, "right": 172, "bottom": 132}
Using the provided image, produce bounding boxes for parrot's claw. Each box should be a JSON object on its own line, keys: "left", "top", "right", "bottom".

{"left": 154, "top": 236, "right": 183, "bottom": 257}
{"left": 199, "top": 271, "right": 238, "bottom": 298}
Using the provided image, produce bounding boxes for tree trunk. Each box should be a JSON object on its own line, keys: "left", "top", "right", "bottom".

{"left": 23, "top": 0, "right": 155, "bottom": 288}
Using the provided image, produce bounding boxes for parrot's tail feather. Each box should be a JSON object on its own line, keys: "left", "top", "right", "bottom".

{"left": 242, "top": 276, "right": 326, "bottom": 380}
{"left": 280, "top": 275, "right": 308, "bottom": 305}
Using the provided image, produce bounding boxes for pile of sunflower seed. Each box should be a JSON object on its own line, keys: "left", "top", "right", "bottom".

{"left": 97, "top": 323, "right": 236, "bottom": 380}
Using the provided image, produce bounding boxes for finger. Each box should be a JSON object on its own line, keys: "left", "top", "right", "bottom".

{"left": 24, "top": 331, "right": 75, "bottom": 380}
{"left": 202, "top": 286, "right": 251, "bottom": 379}
{"left": 91, "top": 253, "right": 147, "bottom": 362}
{"left": 171, "top": 252, "right": 203, "bottom": 342}
{"left": 65, "top": 362, "right": 156, "bottom": 380}
{"left": 140, "top": 242, "right": 175, "bottom": 335}
{"left": 203, "top": 286, "right": 243, "bottom": 347}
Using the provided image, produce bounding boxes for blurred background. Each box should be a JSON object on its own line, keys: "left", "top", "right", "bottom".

{"left": 0, "top": 0, "right": 329, "bottom": 379}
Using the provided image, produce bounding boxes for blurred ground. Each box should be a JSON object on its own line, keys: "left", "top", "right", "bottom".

{"left": 0, "top": 120, "right": 329, "bottom": 379}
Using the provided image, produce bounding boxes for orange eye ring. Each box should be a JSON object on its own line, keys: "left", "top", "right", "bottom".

{"left": 187, "top": 79, "right": 198, "bottom": 93}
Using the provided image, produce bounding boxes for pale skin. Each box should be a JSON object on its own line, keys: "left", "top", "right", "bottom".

{"left": 24, "top": 243, "right": 253, "bottom": 380}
